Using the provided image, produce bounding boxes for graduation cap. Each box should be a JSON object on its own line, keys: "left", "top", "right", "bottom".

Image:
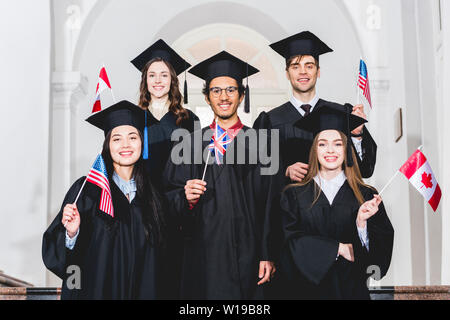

{"left": 269, "top": 31, "right": 333, "bottom": 61}
{"left": 294, "top": 104, "right": 367, "bottom": 167}
{"left": 188, "top": 51, "right": 259, "bottom": 113}
{"left": 131, "top": 39, "right": 191, "bottom": 103}
{"left": 86, "top": 100, "right": 147, "bottom": 135}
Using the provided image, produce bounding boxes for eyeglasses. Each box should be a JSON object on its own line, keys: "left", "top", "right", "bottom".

{"left": 209, "top": 86, "right": 238, "bottom": 97}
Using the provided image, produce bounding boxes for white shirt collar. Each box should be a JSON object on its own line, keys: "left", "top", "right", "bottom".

{"left": 313, "top": 171, "right": 347, "bottom": 204}
{"left": 290, "top": 93, "right": 320, "bottom": 116}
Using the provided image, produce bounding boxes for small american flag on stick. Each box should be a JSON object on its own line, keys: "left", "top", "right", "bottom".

{"left": 86, "top": 154, "right": 114, "bottom": 217}
{"left": 358, "top": 59, "right": 372, "bottom": 108}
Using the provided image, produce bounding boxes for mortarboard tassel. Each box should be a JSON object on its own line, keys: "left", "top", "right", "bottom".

{"left": 143, "top": 110, "right": 149, "bottom": 160}
{"left": 244, "top": 62, "right": 250, "bottom": 113}
{"left": 345, "top": 103, "right": 354, "bottom": 167}
{"left": 183, "top": 68, "right": 188, "bottom": 105}
{"left": 184, "top": 79, "right": 188, "bottom": 105}
{"left": 244, "top": 84, "right": 250, "bottom": 113}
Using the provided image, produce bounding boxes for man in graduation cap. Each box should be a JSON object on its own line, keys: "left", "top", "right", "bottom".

{"left": 163, "top": 51, "right": 278, "bottom": 299}
{"left": 253, "top": 31, "right": 377, "bottom": 183}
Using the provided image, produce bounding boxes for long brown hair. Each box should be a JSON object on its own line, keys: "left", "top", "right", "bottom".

{"left": 287, "top": 130, "right": 373, "bottom": 206}
{"left": 101, "top": 129, "right": 166, "bottom": 247}
{"left": 138, "top": 57, "right": 188, "bottom": 126}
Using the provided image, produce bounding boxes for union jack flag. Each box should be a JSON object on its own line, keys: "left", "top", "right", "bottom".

{"left": 358, "top": 59, "right": 372, "bottom": 108}
{"left": 208, "top": 124, "right": 233, "bottom": 164}
{"left": 86, "top": 154, "right": 114, "bottom": 217}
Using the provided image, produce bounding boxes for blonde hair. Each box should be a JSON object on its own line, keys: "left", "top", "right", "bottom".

{"left": 286, "top": 131, "right": 373, "bottom": 206}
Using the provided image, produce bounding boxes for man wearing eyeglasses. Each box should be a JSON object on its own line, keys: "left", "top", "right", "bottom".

{"left": 163, "top": 51, "right": 277, "bottom": 299}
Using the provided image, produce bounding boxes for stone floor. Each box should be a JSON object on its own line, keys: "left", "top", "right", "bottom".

{"left": 0, "top": 286, "right": 449, "bottom": 300}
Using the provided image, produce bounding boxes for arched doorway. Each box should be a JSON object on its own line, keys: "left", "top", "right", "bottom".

{"left": 171, "top": 23, "right": 288, "bottom": 127}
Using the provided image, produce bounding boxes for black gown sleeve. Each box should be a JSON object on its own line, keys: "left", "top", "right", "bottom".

{"left": 251, "top": 138, "right": 283, "bottom": 262}
{"left": 252, "top": 111, "right": 271, "bottom": 130}
{"left": 351, "top": 189, "right": 394, "bottom": 280}
{"left": 162, "top": 145, "right": 192, "bottom": 219}
{"left": 280, "top": 187, "right": 340, "bottom": 285}
{"left": 42, "top": 177, "right": 86, "bottom": 279}
{"left": 355, "top": 126, "right": 377, "bottom": 178}
{"left": 365, "top": 199, "right": 394, "bottom": 278}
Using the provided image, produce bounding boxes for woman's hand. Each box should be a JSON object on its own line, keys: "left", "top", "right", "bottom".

{"left": 338, "top": 243, "right": 354, "bottom": 262}
{"left": 356, "top": 194, "right": 382, "bottom": 229}
{"left": 62, "top": 204, "right": 80, "bottom": 238}
{"left": 185, "top": 179, "right": 207, "bottom": 206}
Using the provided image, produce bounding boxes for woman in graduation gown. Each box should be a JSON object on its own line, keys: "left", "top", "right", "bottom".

{"left": 131, "top": 39, "right": 200, "bottom": 191}
{"left": 131, "top": 39, "right": 199, "bottom": 299}
{"left": 42, "top": 101, "right": 165, "bottom": 300}
{"left": 279, "top": 105, "right": 394, "bottom": 300}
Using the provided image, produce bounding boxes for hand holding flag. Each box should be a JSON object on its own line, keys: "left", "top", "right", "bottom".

{"left": 65, "top": 154, "right": 114, "bottom": 224}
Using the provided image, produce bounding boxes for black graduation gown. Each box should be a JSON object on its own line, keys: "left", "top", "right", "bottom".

{"left": 42, "top": 177, "right": 158, "bottom": 300}
{"left": 279, "top": 181, "right": 394, "bottom": 300}
{"left": 252, "top": 99, "right": 377, "bottom": 179}
{"left": 146, "top": 109, "right": 200, "bottom": 192}
{"left": 145, "top": 108, "right": 200, "bottom": 299}
{"left": 163, "top": 126, "right": 277, "bottom": 299}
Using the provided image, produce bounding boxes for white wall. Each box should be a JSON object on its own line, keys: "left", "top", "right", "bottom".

{"left": 0, "top": 0, "right": 51, "bottom": 286}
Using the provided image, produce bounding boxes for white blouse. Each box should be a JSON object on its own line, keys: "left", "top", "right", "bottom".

{"left": 314, "top": 172, "right": 369, "bottom": 250}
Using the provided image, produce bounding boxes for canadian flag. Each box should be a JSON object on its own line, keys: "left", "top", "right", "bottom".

{"left": 399, "top": 149, "right": 442, "bottom": 212}
{"left": 92, "top": 66, "right": 112, "bottom": 113}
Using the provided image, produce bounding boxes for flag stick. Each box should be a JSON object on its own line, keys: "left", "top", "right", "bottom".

{"left": 73, "top": 178, "right": 88, "bottom": 205}
{"left": 201, "top": 117, "right": 216, "bottom": 181}
{"left": 378, "top": 171, "right": 400, "bottom": 196}
{"left": 356, "top": 57, "right": 361, "bottom": 106}
{"left": 64, "top": 153, "right": 98, "bottom": 227}
{"left": 102, "top": 62, "right": 116, "bottom": 103}
{"left": 110, "top": 89, "right": 117, "bottom": 103}
{"left": 64, "top": 178, "right": 87, "bottom": 228}
{"left": 202, "top": 151, "right": 211, "bottom": 182}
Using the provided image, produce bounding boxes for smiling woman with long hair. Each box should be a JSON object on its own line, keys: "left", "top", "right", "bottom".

{"left": 279, "top": 105, "right": 394, "bottom": 300}
{"left": 42, "top": 101, "right": 165, "bottom": 299}
{"left": 131, "top": 39, "right": 200, "bottom": 299}
{"left": 131, "top": 39, "right": 200, "bottom": 192}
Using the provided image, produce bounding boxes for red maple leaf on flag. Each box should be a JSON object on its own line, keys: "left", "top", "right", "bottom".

{"left": 421, "top": 172, "right": 433, "bottom": 189}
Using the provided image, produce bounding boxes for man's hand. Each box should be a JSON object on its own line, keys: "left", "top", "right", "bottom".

{"left": 285, "top": 162, "right": 309, "bottom": 182}
{"left": 351, "top": 104, "right": 366, "bottom": 138}
{"left": 185, "top": 179, "right": 207, "bottom": 206}
{"left": 338, "top": 243, "right": 354, "bottom": 262}
{"left": 257, "top": 261, "right": 276, "bottom": 285}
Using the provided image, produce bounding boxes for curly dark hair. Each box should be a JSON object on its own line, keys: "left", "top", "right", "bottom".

{"left": 138, "top": 57, "right": 189, "bottom": 126}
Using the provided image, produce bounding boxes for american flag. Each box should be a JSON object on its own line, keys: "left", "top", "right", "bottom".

{"left": 208, "top": 124, "right": 233, "bottom": 164}
{"left": 358, "top": 59, "right": 372, "bottom": 108}
{"left": 86, "top": 154, "right": 114, "bottom": 217}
